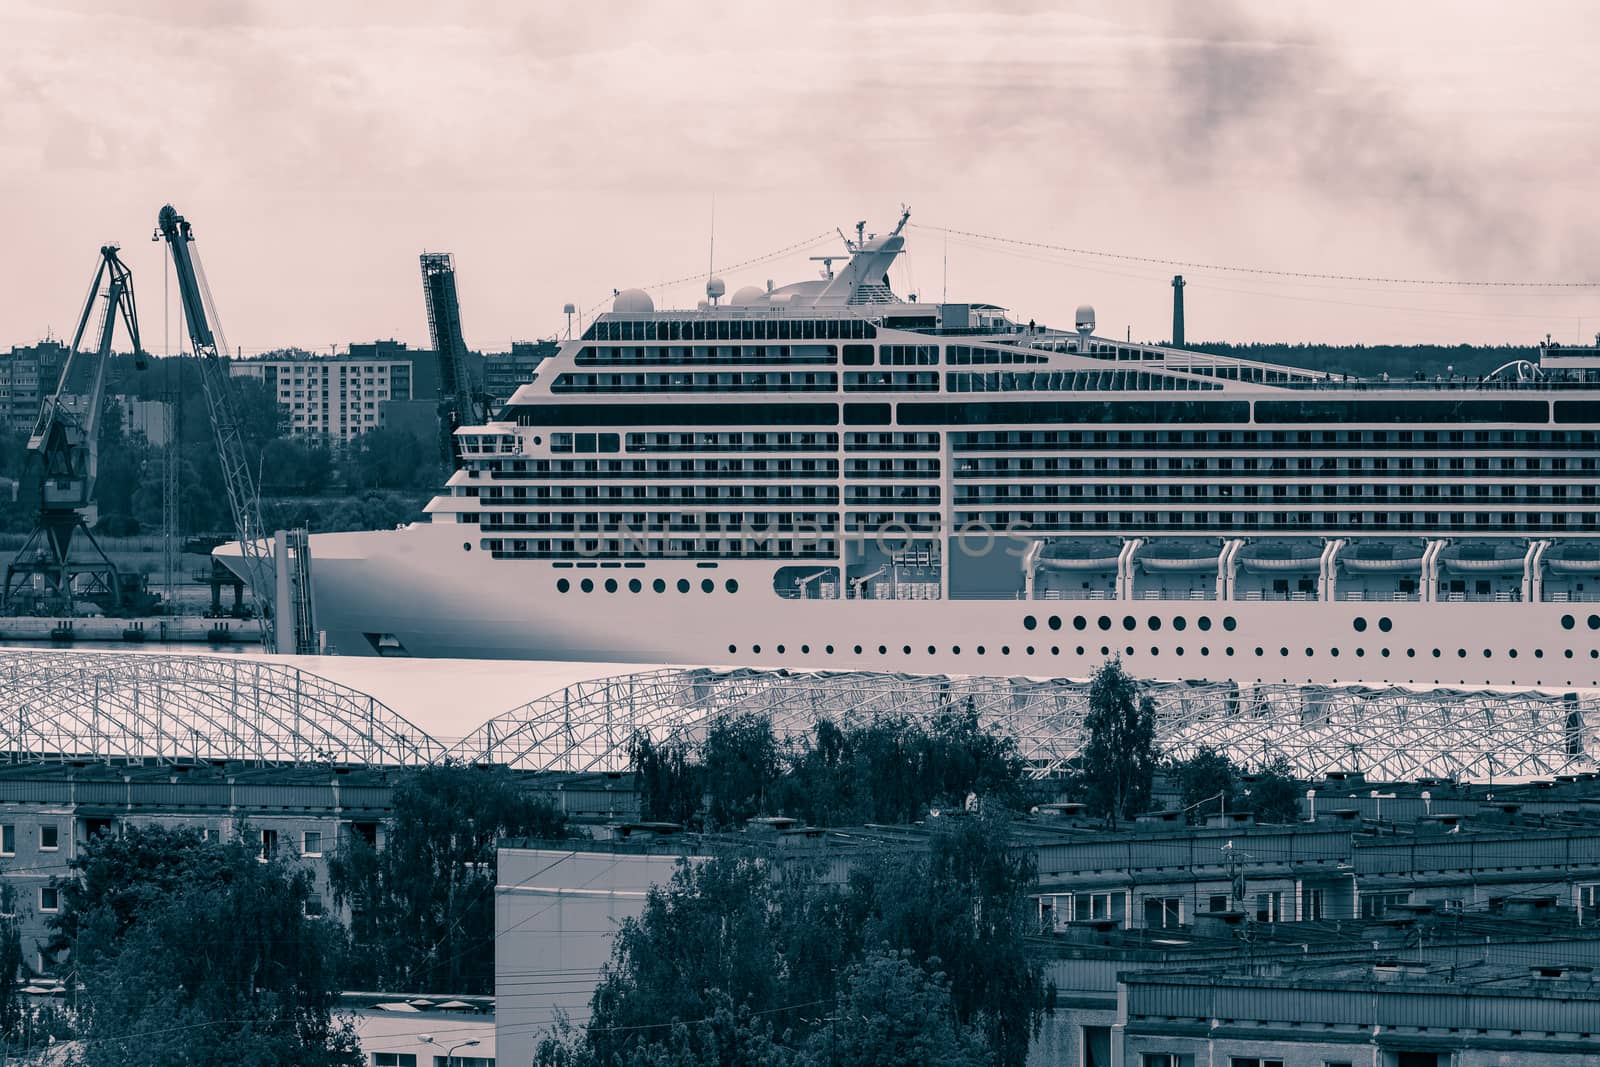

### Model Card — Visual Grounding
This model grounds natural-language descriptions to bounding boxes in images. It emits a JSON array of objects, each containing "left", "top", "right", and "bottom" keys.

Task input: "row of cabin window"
[
  {"left": 958, "top": 485, "right": 1598, "bottom": 503},
  {"left": 474, "top": 486, "right": 839, "bottom": 503},
  {"left": 957, "top": 455, "right": 1600, "bottom": 474},
  {"left": 481, "top": 538, "right": 837, "bottom": 559},
  {"left": 585, "top": 318, "right": 877, "bottom": 342},
  {"left": 954, "top": 510, "right": 1600, "bottom": 530},
  {"left": 955, "top": 427, "right": 1600, "bottom": 449}
]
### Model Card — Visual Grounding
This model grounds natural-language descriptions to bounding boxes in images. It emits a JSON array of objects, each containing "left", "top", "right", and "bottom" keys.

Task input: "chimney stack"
[{"left": 1171, "top": 275, "right": 1186, "bottom": 348}]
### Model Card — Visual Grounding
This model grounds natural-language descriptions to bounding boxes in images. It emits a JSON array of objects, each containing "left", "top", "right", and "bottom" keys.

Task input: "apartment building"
[{"left": 232, "top": 342, "right": 422, "bottom": 444}]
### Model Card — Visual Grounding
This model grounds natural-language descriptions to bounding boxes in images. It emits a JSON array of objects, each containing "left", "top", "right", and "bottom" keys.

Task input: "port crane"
[
  {"left": 3, "top": 246, "right": 147, "bottom": 613},
  {"left": 156, "top": 205, "right": 318, "bottom": 654},
  {"left": 419, "top": 252, "right": 482, "bottom": 467}
]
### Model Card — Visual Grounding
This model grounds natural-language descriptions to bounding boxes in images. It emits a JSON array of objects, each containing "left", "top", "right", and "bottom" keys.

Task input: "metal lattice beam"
[
  {"left": 450, "top": 668, "right": 1597, "bottom": 783},
  {"left": 0, "top": 652, "right": 444, "bottom": 767}
]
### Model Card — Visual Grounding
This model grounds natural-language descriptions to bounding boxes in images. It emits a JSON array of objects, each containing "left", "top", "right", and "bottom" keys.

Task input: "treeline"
[
  {"left": 1186, "top": 342, "right": 1540, "bottom": 379},
  {"left": 630, "top": 699, "right": 1032, "bottom": 830},
  {"left": 537, "top": 812, "right": 1045, "bottom": 1067},
  {"left": 0, "top": 355, "right": 442, "bottom": 537}
]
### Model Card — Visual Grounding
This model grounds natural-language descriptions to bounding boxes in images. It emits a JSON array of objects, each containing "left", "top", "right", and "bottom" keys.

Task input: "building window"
[
  {"left": 1141, "top": 1055, "right": 1192, "bottom": 1067},
  {"left": 258, "top": 828, "right": 278, "bottom": 862},
  {"left": 0, "top": 825, "right": 13, "bottom": 856},
  {"left": 1230, "top": 1059, "right": 1284, "bottom": 1067},
  {"left": 1255, "top": 891, "right": 1286, "bottom": 923},
  {"left": 1143, "top": 896, "right": 1183, "bottom": 929},
  {"left": 304, "top": 894, "right": 324, "bottom": 918},
  {"left": 39, "top": 825, "right": 58, "bottom": 851},
  {"left": 373, "top": 1055, "right": 417, "bottom": 1067},
  {"left": 1581, "top": 883, "right": 1600, "bottom": 924},
  {"left": 432, "top": 1059, "right": 492, "bottom": 1067},
  {"left": 302, "top": 831, "right": 323, "bottom": 857},
  {"left": 38, "top": 887, "right": 58, "bottom": 913},
  {"left": 1301, "top": 886, "right": 1325, "bottom": 922},
  {"left": 1360, "top": 891, "right": 1410, "bottom": 920}
]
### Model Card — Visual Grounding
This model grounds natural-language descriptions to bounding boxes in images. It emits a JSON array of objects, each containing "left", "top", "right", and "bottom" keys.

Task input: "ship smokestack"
[{"left": 1171, "top": 274, "right": 1186, "bottom": 348}]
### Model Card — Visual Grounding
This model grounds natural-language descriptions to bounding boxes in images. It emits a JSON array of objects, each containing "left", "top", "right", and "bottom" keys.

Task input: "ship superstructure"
[{"left": 241, "top": 214, "right": 1600, "bottom": 689}]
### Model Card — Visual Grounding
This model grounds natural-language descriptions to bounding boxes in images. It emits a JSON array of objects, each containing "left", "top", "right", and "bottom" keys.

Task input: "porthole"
[
  {"left": 1224, "top": 646, "right": 1234, "bottom": 655},
  {"left": 1566, "top": 649, "right": 1575, "bottom": 659},
  {"left": 1026, "top": 646, "right": 1035, "bottom": 655},
  {"left": 1280, "top": 647, "right": 1289, "bottom": 657},
  {"left": 801, "top": 645, "right": 810, "bottom": 654},
  {"left": 1175, "top": 647, "right": 1184, "bottom": 656},
  {"left": 878, "top": 645, "right": 888, "bottom": 655},
  {"left": 1200, "top": 646, "right": 1210, "bottom": 656},
  {"left": 1099, "top": 645, "right": 1109, "bottom": 655},
  {"left": 532, "top": 436, "right": 542, "bottom": 445},
  {"left": 1097, "top": 616, "right": 1112, "bottom": 631},
  {"left": 776, "top": 644, "right": 786, "bottom": 654},
  {"left": 1353, "top": 618, "right": 1368, "bottom": 633},
  {"left": 1378, "top": 617, "right": 1393, "bottom": 633},
  {"left": 1432, "top": 649, "right": 1441, "bottom": 658},
  {"left": 1049, "top": 616, "right": 1063, "bottom": 631},
  {"left": 930, "top": 645, "right": 940, "bottom": 655},
  {"left": 1150, "top": 647, "right": 1160, "bottom": 656},
  {"left": 1125, "top": 646, "right": 1134, "bottom": 656},
  {"left": 1407, "top": 648, "right": 1416, "bottom": 657},
  {"left": 1356, "top": 648, "right": 1365, "bottom": 657},
  {"left": 826, "top": 645, "right": 835, "bottom": 654},
  {"left": 1483, "top": 649, "right": 1492, "bottom": 658},
  {"left": 752, "top": 644, "right": 762, "bottom": 654},
  {"left": 1592, "top": 649, "right": 1599, "bottom": 660},
  {"left": 1198, "top": 617, "right": 1213, "bottom": 632},
  {"left": 677, "top": 579, "right": 691, "bottom": 593},
  {"left": 1173, "top": 616, "right": 1187, "bottom": 632},
  {"left": 977, "top": 646, "right": 987, "bottom": 655},
  {"left": 1001, "top": 646, "right": 1011, "bottom": 655},
  {"left": 725, "top": 579, "right": 739, "bottom": 593},
  {"left": 653, "top": 578, "right": 666, "bottom": 593},
  {"left": 1051, "top": 646, "right": 1060, "bottom": 655},
  {"left": 580, "top": 578, "right": 594, "bottom": 593},
  {"left": 1508, "top": 649, "right": 1518, "bottom": 659},
  {"left": 1254, "top": 647, "right": 1264, "bottom": 657},
  {"left": 556, "top": 578, "right": 570, "bottom": 593},
  {"left": 1457, "top": 649, "right": 1467, "bottom": 658},
  {"left": 1075, "top": 646, "right": 1085, "bottom": 655},
  {"left": 1331, "top": 648, "right": 1340, "bottom": 657},
  {"left": 1147, "top": 616, "right": 1162, "bottom": 632},
  {"left": 1304, "top": 646, "right": 1314, "bottom": 657},
  {"left": 628, "top": 578, "right": 642, "bottom": 593},
  {"left": 1223, "top": 616, "right": 1237, "bottom": 631},
  {"left": 902, "top": 645, "right": 912, "bottom": 655},
  {"left": 952, "top": 645, "right": 961, "bottom": 655},
  {"left": 701, "top": 578, "right": 714, "bottom": 593},
  {"left": 1122, "top": 616, "right": 1136, "bottom": 631},
  {"left": 462, "top": 542, "right": 472, "bottom": 551},
  {"left": 853, "top": 644, "right": 863, "bottom": 654},
  {"left": 1381, "top": 649, "right": 1390, "bottom": 658},
  {"left": 728, "top": 644, "right": 737, "bottom": 653},
  {"left": 1073, "top": 616, "right": 1087, "bottom": 631},
  {"left": 1024, "top": 615, "right": 1037, "bottom": 631},
  {"left": 1590, "top": 615, "right": 1600, "bottom": 631},
  {"left": 1535, "top": 649, "right": 1544, "bottom": 658},
  {"left": 604, "top": 578, "right": 617, "bottom": 593},
  {"left": 1562, "top": 615, "right": 1577, "bottom": 630}
]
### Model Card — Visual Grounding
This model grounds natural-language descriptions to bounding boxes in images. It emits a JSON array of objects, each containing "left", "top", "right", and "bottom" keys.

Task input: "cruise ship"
[{"left": 240, "top": 212, "right": 1600, "bottom": 689}]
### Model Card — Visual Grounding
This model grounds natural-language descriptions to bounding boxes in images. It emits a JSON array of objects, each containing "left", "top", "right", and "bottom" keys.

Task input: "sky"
[{"left": 2, "top": 0, "right": 1598, "bottom": 352}]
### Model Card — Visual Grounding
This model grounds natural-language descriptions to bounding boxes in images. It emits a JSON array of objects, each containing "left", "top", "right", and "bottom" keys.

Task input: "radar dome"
[
  {"left": 612, "top": 288, "right": 655, "bottom": 314},
  {"left": 1074, "top": 304, "right": 1096, "bottom": 332},
  {"left": 706, "top": 277, "right": 727, "bottom": 302},
  {"left": 730, "top": 284, "right": 767, "bottom": 306}
]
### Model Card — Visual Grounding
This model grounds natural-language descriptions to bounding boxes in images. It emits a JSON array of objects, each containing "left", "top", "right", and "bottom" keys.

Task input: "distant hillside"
[{"left": 1185, "top": 343, "right": 1540, "bottom": 380}]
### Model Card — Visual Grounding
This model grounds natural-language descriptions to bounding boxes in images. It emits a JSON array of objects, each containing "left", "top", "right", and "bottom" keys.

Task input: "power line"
[{"left": 914, "top": 223, "right": 1600, "bottom": 289}]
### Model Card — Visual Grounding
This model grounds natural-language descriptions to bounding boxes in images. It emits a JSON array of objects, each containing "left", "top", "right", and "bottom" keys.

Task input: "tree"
[
  {"left": 48, "top": 825, "right": 359, "bottom": 1067},
  {"left": 701, "top": 713, "right": 780, "bottom": 828},
  {"left": 327, "top": 763, "right": 569, "bottom": 994},
  {"left": 806, "top": 950, "right": 989, "bottom": 1067},
  {"left": 1172, "top": 748, "right": 1239, "bottom": 823},
  {"left": 1247, "top": 758, "right": 1304, "bottom": 824},
  {"left": 0, "top": 884, "right": 23, "bottom": 1052},
  {"left": 1078, "top": 658, "right": 1158, "bottom": 827},
  {"left": 629, "top": 733, "right": 702, "bottom": 826}
]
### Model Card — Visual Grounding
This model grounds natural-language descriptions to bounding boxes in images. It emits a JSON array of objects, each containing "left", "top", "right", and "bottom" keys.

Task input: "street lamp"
[{"left": 419, "top": 1035, "right": 481, "bottom": 1067}]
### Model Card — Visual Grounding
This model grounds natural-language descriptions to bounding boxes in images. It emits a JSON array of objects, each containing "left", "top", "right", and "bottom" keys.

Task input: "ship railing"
[
  {"left": 1440, "top": 591, "right": 1522, "bottom": 602},
  {"left": 1135, "top": 589, "right": 1217, "bottom": 601},
  {"left": 1034, "top": 589, "right": 1115, "bottom": 601},
  {"left": 1545, "top": 591, "right": 1600, "bottom": 602},
  {"left": 1336, "top": 591, "right": 1420, "bottom": 602},
  {"left": 1237, "top": 591, "right": 1317, "bottom": 602}
]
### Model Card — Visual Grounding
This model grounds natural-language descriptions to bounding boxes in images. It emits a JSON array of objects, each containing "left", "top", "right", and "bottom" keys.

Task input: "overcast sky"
[{"left": 3, "top": 0, "right": 1597, "bottom": 352}]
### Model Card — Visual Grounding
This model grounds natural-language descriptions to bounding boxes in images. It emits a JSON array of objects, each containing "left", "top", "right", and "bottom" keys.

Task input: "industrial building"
[{"left": 483, "top": 340, "right": 556, "bottom": 407}]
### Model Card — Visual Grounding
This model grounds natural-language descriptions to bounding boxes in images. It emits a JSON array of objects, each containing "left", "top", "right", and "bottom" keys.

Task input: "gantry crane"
[
  {"left": 4, "top": 246, "right": 147, "bottom": 613},
  {"left": 157, "top": 205, "right": 317, "bottom": 653},
  {"left": 419, "top": 252, "right": 483, "bottom": 468}
]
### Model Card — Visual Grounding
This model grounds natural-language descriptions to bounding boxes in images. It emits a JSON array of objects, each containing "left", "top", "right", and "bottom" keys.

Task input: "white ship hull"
[{"left": 274, "top": 523, "right": 1600, "bottom": 690}]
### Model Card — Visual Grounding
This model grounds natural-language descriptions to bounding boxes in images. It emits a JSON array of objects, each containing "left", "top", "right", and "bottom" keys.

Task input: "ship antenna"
[{"left": 707, "top": 194, "right": 716, "bottom": 279}]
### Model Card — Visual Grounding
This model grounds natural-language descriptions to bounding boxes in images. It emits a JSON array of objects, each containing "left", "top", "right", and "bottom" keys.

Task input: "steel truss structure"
[
  {"left": 452, "top": 667, "right": 1597, "bottom": 782},
  {"left": 0, "top": 652, "right": 443, "bottom": 767}
]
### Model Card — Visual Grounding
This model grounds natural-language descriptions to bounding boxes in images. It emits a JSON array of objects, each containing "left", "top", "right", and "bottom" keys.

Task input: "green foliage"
[
  {"left": 1172, "top": 748, "right": 1239, "bottom": 823},
  {"left": 342, "top": 426, "right": 442, "bottom": 491},
  {"left": 47, "top": 824, "right": 359, "bottom": 1067},
  {"left": 1078, "top": 658, "right": 1158, "bottom": 826},
  {"left": 0, "top": 884, "right": 23, "bottom": 1044},
  {"left": 555, "top": 810, "right": 1040, "bottom": 1067},
  {"left": 635, "top": 707, "right": 1029, "bottom": 830},
  {"left": 327, "top": 764, "right": 570, "bottom": 994},
  {"left": 1247, "top": 758, "right": 1305, "bottom": 824},
  {"left": 701, "top": 713, "right": 780, "bottom": 828}
]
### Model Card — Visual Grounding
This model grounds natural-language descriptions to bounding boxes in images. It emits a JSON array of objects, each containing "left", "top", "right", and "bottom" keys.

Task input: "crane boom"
[
  {"left": 4, "top": 246, "right": 146, "bottom": 613},
  {"left": 155, "top": 204, "right": 276, "bottom": 642},
  {"left": 419, "top": 252, "right": 481, "bottom": 467}
]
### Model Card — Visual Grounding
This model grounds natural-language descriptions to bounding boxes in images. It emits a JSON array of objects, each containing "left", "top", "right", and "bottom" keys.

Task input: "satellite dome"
[
  {"left": 612, "top": 288, "right": 654, "bottom": 314},
  {"left": 1074, "top": 304, "right": 1096, "bottom": 331},
  {"left": 706, "top": 277, "right": 727, "bottom": 302},
  {"left": 729, "top": 284, "right": 767, "bottom": 306}
]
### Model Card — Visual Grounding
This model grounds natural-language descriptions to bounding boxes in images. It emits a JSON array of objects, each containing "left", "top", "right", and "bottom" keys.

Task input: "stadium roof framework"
[
  {"left": 451, "top": 667, "right": 1598, "bottom": 783},
  {"left": 0, "top": 651, "right": 444, "bottom": 767}
]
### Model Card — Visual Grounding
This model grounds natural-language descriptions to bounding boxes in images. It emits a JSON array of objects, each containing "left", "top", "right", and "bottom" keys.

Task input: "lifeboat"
[
  {"left": 1238, "top": 544, "right": 1323, "bottom": 572},
  {"left": 1341, "top": 544, "right": 1425, "bottom": 573},
  {"left": 1546, "top": 546, "right": 1600, "bottom": 574},
  {"left": 1138, "top": 544, "right": 1222, "bottom": 572},
  {"left": 1441, "top": 545, "right": 1525, "bottom": 573},
  {"left": 1038, "top": 544, "right": 1122, "bottom": 571}
]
